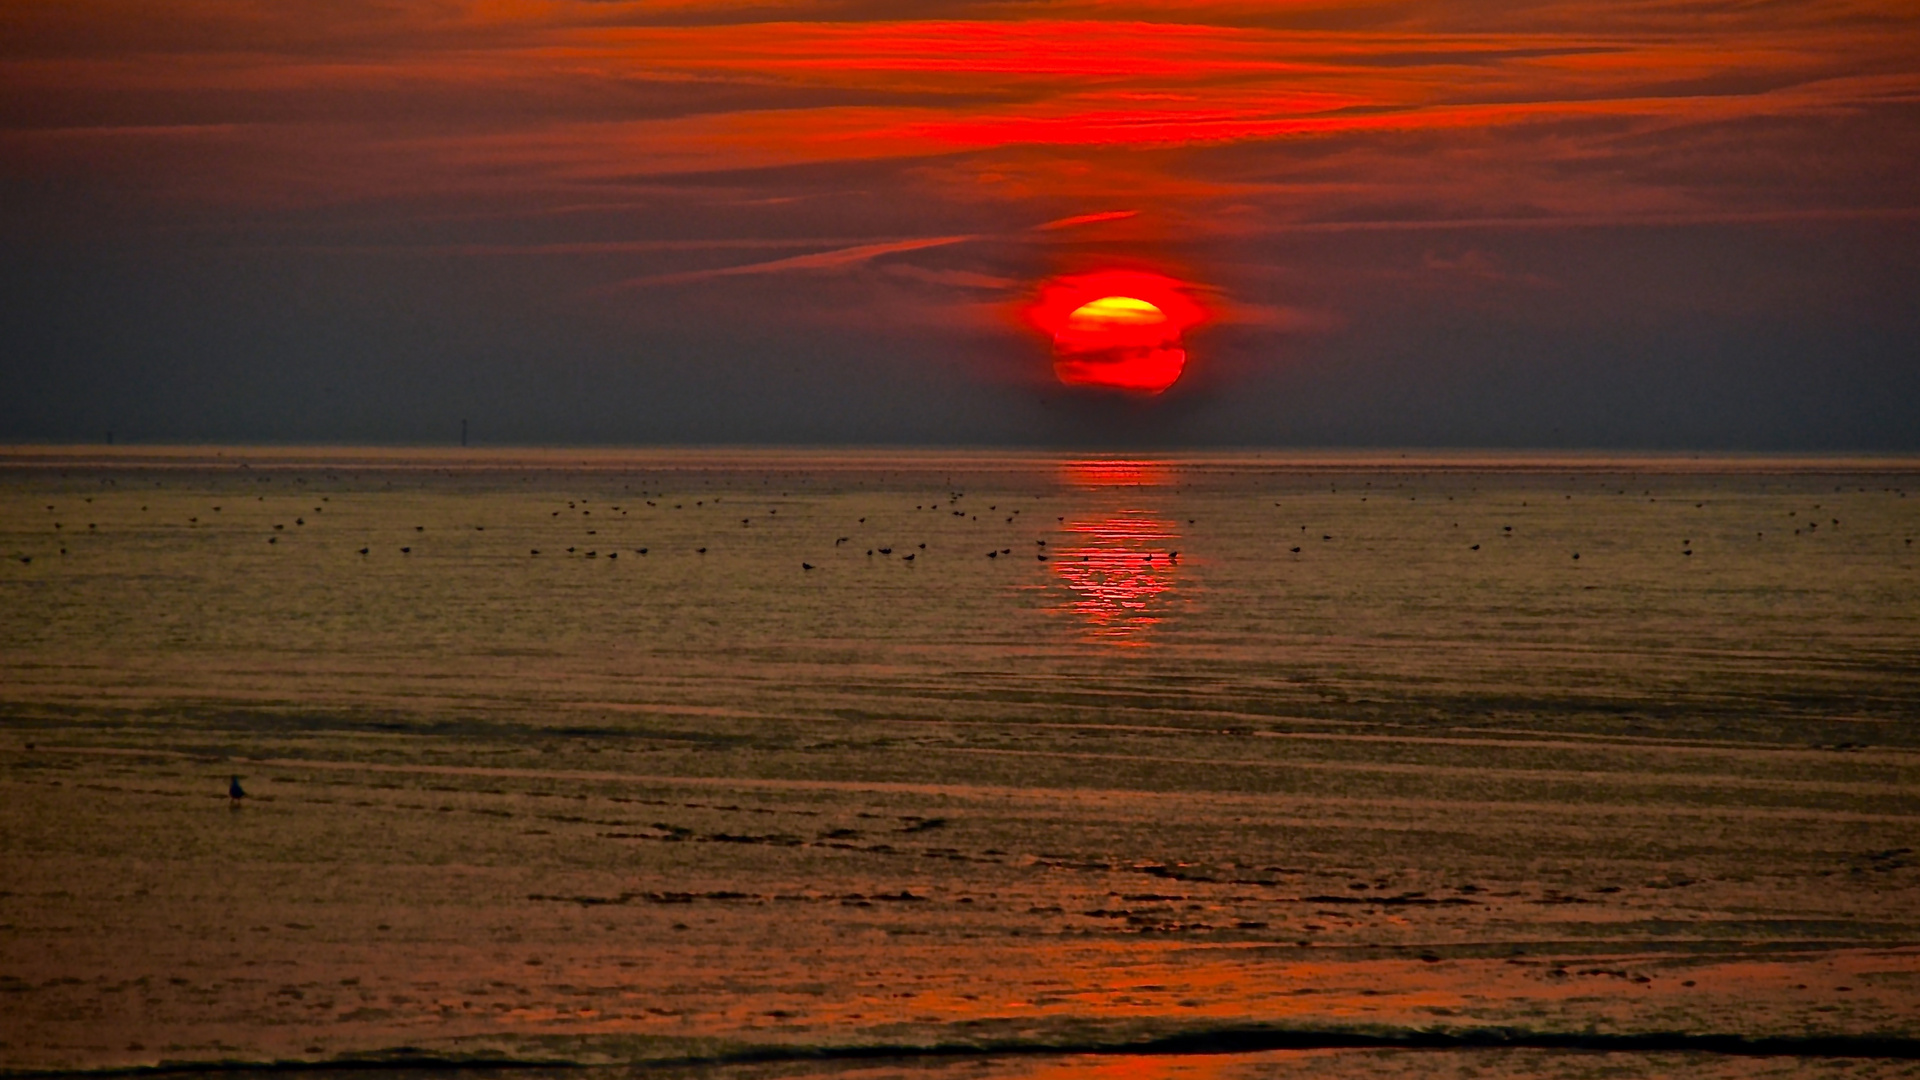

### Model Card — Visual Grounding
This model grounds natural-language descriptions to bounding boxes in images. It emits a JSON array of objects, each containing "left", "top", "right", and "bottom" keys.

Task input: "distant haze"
[{"left": 2, "top": 1, "right": 1917, "bottom": 448}]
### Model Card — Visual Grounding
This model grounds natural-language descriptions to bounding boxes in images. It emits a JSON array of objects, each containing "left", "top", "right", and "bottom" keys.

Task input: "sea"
[{"left": 2, "top": 447, "right": 1917, "bottom": 1079}]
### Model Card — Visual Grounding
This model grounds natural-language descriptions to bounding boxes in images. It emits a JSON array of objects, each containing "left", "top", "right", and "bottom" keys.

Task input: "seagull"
[{"left": 229, "top": 775, "right": 246, "bottom": 803}]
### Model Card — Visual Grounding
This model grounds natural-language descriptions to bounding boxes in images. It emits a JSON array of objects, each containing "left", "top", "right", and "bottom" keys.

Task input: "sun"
[
  {"left": 1053, "top": 297, "right": 1185, "bottom": 394},
  {"left": 1026, "top": 270, "right": 1206, "bottom": 396}
]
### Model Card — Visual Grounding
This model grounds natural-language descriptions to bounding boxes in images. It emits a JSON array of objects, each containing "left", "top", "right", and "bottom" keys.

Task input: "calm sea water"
[{"left": 2, "top": 448, "right": 1917, "bottom": 1077}]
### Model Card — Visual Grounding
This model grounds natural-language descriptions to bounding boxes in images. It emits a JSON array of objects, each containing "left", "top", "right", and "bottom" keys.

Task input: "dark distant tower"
[{"left": 461, "top": 419, "right": 468, "bottom": 447}]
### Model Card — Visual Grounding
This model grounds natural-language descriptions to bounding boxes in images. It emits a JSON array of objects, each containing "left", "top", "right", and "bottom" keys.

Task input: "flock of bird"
[{"left": 14, "top": 482, "right": 1914, "bottom": 573}]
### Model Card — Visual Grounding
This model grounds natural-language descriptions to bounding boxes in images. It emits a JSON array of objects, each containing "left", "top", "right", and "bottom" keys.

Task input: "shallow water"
[{"left": 1, "top": 448, "right": 1917, "bottom": 1075}]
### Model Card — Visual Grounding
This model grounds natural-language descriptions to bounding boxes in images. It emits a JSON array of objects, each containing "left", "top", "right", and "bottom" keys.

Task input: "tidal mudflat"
[{"left": 2, "top": 448, "right": 1917, "bottom": 1078}]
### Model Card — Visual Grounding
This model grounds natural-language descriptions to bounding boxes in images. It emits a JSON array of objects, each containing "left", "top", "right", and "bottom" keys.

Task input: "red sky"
[{"left": 2, "top": 0, "right": 1917, "bottom": 444}]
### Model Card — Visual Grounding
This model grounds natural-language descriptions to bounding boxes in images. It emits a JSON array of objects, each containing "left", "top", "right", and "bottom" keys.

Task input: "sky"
[{"left": 2, "top": 0, "right": 1917, "bottom": 448}]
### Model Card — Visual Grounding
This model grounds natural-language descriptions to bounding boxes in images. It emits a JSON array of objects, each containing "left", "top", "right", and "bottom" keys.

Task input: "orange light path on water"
[{"left": 1052, "top": 462, "right": 1184, "bottom": 643}]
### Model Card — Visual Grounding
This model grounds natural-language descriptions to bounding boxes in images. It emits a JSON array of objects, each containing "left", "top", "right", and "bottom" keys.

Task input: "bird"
[
  {"left": 802, "top": 562, "right": 814, "bottom": 570},
  {"left": 902, "top": 553, "right": 915, "bottom": 562},
  {"left": 229, "top": 775, "right": 246, "bottom": 803},
  {"left": 835, "top": 537, "right": 849, "bottom": 545},
  {"left": 358, "top": 547, "right": 369, "bottom": 555}
]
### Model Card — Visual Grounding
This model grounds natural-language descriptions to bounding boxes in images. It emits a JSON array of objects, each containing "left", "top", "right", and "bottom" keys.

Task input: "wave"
[{"left": 11, "top": 1025, "right": 1920, "bottom": 1078}]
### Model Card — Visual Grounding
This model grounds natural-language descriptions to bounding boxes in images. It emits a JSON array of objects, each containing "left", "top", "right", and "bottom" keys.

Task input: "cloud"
[
  {"left": 604, "top": 234, "right": 980, "bottom": 288},
  {"left": 1034, "top": 210, "right": 1139, "bottom": 230}
]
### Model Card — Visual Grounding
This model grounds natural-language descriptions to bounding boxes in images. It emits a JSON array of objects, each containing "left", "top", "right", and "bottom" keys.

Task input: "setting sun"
[
  {"left": 1054, "top": 296, "right": 1186, "bottom": 394},
  {"left": 1027, "top": 271, "right": 1208, "bottom": 396}
]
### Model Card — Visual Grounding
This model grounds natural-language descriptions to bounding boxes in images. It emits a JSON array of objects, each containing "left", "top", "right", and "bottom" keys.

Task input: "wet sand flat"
[{"left": 1, "top": 448, "right": 1917, "bottom": 1076}]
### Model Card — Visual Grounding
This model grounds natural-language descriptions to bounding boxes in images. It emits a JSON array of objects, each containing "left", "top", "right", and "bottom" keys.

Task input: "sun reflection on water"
[{"left": 1054, "top": 461, "right": 1182, "bottom": 644}]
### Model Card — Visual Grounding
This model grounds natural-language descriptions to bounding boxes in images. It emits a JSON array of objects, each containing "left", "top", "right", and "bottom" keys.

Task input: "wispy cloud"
[
  {"left": 604, "top": 234, "right": 979, "bottom": 288},
  {"left": 1034, "top": 210, "right": 1139, "bottom": 230}
]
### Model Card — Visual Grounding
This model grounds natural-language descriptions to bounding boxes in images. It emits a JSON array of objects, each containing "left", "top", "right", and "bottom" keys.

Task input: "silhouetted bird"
[
  {"left": 802, "top": 562, "right": 814, "bottom": 570},
  {"left": 358, "top": 547, "right": 369, "bottom": 555},
  {"left": 229, "top": 775, "right": 245, "bottom": 802},
  {"left": 902, "top": 553, "right": 915, "bottom": 562}
]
